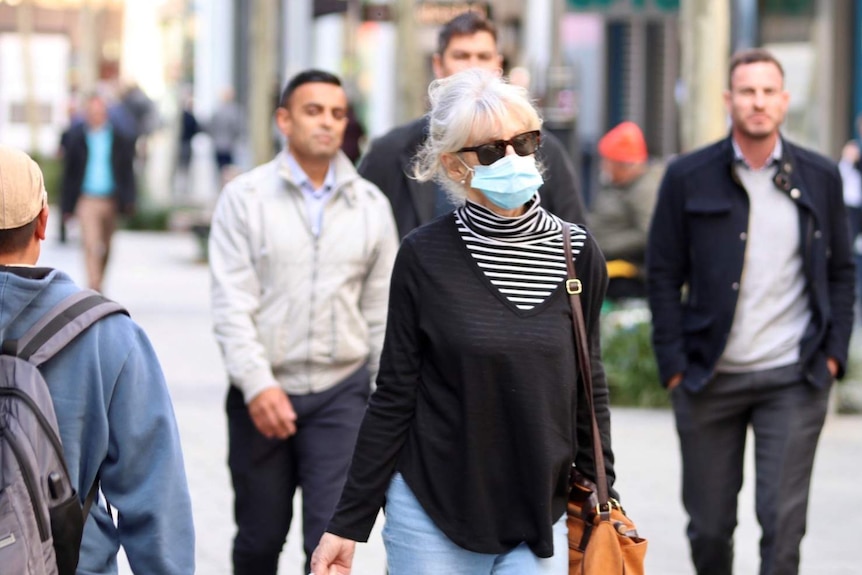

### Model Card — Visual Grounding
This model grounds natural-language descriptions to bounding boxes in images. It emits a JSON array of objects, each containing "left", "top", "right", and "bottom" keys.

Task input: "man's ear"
[
  {"left": 275, "top": 106, "right": 292, "bottom": 138},
  {"left": 432, "top": 53, "right": 445, "bottom": 79},
  {"left": 35, "top": 205, "right": 49, "bottom": 241}
]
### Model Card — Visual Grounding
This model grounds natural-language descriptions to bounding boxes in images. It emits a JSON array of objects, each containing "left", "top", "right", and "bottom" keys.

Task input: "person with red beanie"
[{"left": 588, "top": 121, "right": 664, "bottom": 299}]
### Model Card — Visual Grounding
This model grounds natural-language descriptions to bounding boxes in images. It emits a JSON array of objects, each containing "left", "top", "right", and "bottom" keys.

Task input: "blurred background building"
[{"left": 0, "top": 0, "right": 860, "bottom": 207}]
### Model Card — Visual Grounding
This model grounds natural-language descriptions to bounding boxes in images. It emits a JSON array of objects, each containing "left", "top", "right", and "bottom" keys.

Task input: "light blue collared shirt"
[
  {"left": 731, "top": 137, "right": 782, "bottom": 172},
  {"left": 284, "top": 153, "right": 336, "bottom": 237}
]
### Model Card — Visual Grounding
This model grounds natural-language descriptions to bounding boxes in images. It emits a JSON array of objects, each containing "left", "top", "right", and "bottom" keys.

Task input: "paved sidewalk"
[{"left": 40, "top": 229, "right": 862, "bottom": 574}]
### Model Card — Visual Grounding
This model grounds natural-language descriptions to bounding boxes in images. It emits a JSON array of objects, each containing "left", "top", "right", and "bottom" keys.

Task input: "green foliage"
[
  {"left": 600, "top": 306, "right": 668, "bottom": 408},
  {"left": 30, "top": 154, "right": 63, "bottom": 206},
  {"left": 123, "top": 206, "right": 172, "bottom": 231}
]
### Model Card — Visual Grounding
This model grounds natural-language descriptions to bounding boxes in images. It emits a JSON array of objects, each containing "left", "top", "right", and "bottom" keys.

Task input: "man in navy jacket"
[
  {"left": 60, "top": 94, "right": 136, "bottom": 292},
  {"left": 647, "top": 48, "right": 854, "bottom": 575}
]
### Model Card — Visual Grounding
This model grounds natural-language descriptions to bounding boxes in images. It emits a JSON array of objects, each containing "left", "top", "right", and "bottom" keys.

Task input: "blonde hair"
[{"left": 412, "top": 69, "right": 542, "bottom": 204}]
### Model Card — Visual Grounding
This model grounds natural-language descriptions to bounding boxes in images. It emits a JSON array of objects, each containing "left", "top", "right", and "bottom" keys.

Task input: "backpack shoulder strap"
[{"left": 4, "top": 290, "right": 128, "bottom": 366}]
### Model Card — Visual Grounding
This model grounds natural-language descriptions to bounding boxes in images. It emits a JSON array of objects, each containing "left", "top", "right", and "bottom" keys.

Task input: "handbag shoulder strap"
[{"left": 562, "top": 222, "right": 610, "bottom": 511}]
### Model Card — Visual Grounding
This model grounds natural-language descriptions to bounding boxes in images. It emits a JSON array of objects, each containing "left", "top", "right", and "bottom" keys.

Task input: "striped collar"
[{"left": 457, "top": 192, "right": 562, "bottom": 243}]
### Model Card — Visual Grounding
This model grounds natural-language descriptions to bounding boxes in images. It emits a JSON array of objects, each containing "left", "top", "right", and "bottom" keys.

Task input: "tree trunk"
[
  {"left": 679, "top": 0, "right": 730, "bottom": 152},
  {"left": 249, "top": 0, "right": 278, "bottom": 166}
]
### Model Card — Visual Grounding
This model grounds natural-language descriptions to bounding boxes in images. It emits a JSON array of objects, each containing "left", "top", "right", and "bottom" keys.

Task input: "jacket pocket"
[
  {"left": 328, "top": 292, "right": 369, "bottom": 363},
  {"left": 257, "top": 302, "right": 290, "bottom": 365},
  {"left": 684, "top": 196, "right": 732, "bottom": 215}
]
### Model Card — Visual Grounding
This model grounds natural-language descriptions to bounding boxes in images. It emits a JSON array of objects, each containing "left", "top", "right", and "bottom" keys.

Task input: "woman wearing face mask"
[{"left": 311, "top": 69, "right": 617, "bottom": 575}]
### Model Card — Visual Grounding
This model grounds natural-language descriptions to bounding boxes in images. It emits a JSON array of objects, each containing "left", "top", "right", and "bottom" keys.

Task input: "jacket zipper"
[
  {"left": 1, "top": 427, "right": 50, "bottom": 541},
  {"left": 308, "top": 235, "right": 320, "bottom": 392}
]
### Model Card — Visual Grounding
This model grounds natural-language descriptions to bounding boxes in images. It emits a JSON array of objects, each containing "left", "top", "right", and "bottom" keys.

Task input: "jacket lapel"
[{"left": 779, "top": 140, "right": 815, "bottom": 213}]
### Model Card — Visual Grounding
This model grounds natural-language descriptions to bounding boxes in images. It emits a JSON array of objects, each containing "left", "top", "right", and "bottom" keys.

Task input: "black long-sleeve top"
[{"left": 327, "top": 206, "right": 615, "bottom": 558}]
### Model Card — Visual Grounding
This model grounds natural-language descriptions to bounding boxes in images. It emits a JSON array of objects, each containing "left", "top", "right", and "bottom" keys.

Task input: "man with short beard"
[{"left": 647, "top": 48, "right": 855, "bottom": 575}]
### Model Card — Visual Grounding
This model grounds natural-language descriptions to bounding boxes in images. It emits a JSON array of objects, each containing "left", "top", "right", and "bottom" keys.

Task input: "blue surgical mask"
[{"left": 464, "top": 154, "right": 543, "bottom": 210}]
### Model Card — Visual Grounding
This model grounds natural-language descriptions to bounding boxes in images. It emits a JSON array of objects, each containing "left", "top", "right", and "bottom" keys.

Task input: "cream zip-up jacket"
[{"left": 209, "top": 150, "right": 399, "bottom": 401}]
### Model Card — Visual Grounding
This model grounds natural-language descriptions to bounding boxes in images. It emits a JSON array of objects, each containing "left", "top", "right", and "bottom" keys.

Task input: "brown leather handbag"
[{"left": 562, "top": 223, "right": 647, "bottom": 575}]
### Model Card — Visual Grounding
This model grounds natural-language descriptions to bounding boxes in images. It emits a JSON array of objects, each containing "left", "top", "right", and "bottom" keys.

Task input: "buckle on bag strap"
[{"left": 566, "top": 279, "right": 582, "bottom": 294}]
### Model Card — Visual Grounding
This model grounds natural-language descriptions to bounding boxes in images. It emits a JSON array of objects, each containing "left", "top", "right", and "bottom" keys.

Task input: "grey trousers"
[{"left": 671, "top": 365, "right": 830, "bottom": 575}]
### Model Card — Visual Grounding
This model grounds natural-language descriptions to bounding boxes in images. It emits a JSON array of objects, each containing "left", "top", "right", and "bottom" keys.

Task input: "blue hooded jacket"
[{"left": 0, "top": 267, "right": 194, "bottom": 574}]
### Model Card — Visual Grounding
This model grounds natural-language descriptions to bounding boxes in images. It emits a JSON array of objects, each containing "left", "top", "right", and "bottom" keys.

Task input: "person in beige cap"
[
  {"left": 0, "top": 146, "right": 48, "bottom": 234},
  {"left": 0, "top": 146, "right": 195, "bottom": 573},
  {"left": 587, "top": 121, "right": 663, "bottom": 300}
]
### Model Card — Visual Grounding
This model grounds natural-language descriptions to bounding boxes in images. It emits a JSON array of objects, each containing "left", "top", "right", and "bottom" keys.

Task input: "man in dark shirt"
[{"left": 358, "top": 11, "right": 586, "bottom": 238}]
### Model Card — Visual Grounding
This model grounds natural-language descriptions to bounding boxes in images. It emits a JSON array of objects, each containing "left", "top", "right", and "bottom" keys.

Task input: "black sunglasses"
[{"left": 457, "top": 130, "right": 541, "bottom": 166}]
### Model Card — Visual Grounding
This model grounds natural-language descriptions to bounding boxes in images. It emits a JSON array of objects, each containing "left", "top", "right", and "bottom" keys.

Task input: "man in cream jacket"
[{"left": 208, "top": 69, "right": 398, "bottom": 575}]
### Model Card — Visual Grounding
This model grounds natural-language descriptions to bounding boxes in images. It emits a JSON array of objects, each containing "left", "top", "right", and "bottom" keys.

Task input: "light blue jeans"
[{"left": 382, "top": 473, "right": 567, "bottom": 575}]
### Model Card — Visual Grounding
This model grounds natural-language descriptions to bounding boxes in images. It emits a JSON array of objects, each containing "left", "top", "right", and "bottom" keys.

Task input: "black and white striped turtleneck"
[{"left": 455, "top": 194, "right": 586, "bottom": 310}]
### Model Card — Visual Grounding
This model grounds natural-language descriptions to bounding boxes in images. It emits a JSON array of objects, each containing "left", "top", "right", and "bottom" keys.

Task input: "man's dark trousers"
[
  {"left": 671, "top": 365, "right": 830, "bottom": 575},
  {"left": 227, "top": 365, "right": 370, "bottom": 575}
]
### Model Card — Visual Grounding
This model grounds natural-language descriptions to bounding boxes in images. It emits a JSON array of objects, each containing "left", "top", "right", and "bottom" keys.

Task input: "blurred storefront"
[
  {"left": 0, "top": 0, "right": 186, "bottom": 157},
  {"left": 0, "top": 0, "right": 125, "bottom": 154}
]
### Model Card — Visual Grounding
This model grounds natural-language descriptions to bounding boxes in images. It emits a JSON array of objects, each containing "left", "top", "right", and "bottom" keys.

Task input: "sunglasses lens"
[
  {"left": 476, "top": 144, "right": 505, "bottom": 166},
  {"left": 466, "top": 132, "right": 540, "bottom": 165},
  {"left": 512, "top": 132, "right": 540, "bottom": 156}
]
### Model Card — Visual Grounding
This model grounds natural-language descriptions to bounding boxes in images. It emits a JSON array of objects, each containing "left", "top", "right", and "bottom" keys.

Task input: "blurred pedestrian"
[
  {"left": 838, "top": 139, "right": 862, "bottom": 322},
  {"left": 311, "top": 69, "right": 617, "bottom": 575},
  {"left": 108, "top": 81, "right": 157, "bottom": 166},
  {"left": 358, "top": 11, "right": 586, "bottom": 239},
  {"left": 208, "top": 69, "right": 398, "bottom": 575},
  {"left": 60, "top": 93, "right": 137, "bottom": 292},
  {"left": 57, "top": 94, "right": 82, "bottom": 244},
  {"left": 588, "top": 121, "right": 662, "bottom": 300},
  {"left": 117, "top": 81, "right": 157, "bottom": 140},
  {"left": 175, "top": 94, "right": 201, "bottom": 199},
  {"left": 647, "top": 48, "right": 855, "bottom": 575},
  {"left": 0, "top": 146, "right": 194, "bottom": 573},
  {"left": 206, "top": 86, "right": 244, "bottom": 185}
]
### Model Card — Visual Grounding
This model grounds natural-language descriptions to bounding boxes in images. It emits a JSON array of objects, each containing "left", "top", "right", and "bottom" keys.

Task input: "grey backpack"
[{"left": 0, "top": 291, "right": 126, "bottom": 575}]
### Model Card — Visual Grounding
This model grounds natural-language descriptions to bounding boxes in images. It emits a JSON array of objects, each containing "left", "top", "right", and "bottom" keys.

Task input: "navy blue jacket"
[{"left": 647, "top": 136, "right": 855, "bottom": 392}]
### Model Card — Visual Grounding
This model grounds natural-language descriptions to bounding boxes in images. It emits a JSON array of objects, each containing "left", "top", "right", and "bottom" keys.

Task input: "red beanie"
[{"left": 598, "top": 121, "right": 647, "bottom": 163}]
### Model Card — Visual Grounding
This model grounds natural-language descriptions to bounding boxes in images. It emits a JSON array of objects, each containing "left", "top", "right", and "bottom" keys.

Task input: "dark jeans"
[
  {"left": 671, "top": 366, "right": 830, "bottom": 575},
  {"left": 227, "top": 365, "right": 370, "bottom": 575}
]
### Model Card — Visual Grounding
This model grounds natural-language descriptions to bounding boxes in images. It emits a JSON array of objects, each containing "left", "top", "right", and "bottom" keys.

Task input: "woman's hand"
[{"left": 310, "top": 533, "right": 356, "bottom": 575}]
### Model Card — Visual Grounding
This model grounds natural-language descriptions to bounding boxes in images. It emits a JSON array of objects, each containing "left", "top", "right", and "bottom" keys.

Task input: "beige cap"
[{"left": 0, "top": 146, "right": 47, "bottom": 230}]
